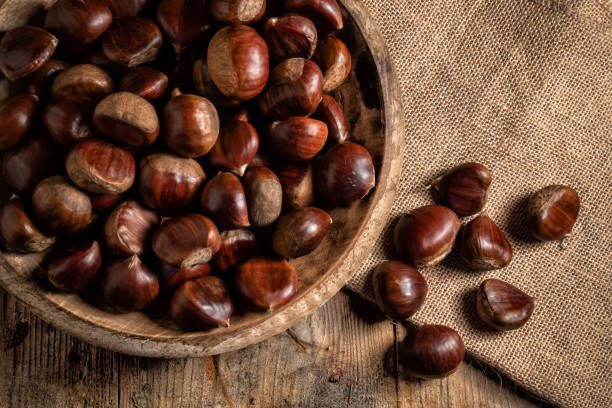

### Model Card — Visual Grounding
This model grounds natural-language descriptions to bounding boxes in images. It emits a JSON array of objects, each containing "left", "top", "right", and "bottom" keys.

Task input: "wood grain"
[{"left": 0, "top": 287, "right": 542, "bottom": 408}]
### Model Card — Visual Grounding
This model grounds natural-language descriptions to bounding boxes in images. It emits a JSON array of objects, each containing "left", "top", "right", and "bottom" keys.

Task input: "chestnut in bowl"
[
  {"left": 157, "top": 0, "right": 213, "bottom": 51},
  {"left": 311, "top": 94, "right": 348, "bottom": 145},
  {"left": 0, "top": 94, "right": 39, "bottom": 151},
  {"left": 210, "top": 0, "right": 266, "bottom": 25},
  {"left": 0, "top": 198, "right": 55, "bottom": 253},
  {"left": 235, "top": 257, "right": 298, "bottom": 311},
  {"left": 100, "top": 255, "right": 159, "bottom": 312},
  {"left": 118, "top": 67, "right": 169, "bottom": 101},
  {"left": 276, "top": 162, "right": 315, "bottom": 209},
  {"left": 193, "top": 59, "right": 243, "bottom": 108},
  {"left": 312, "top": 35, "right": 352, "bottom": 92},
  {"left": 104, "top": 200, "right": 160, "bottom": 257},
  {"left": 211, "top": 229, "right": 258, "bottom": 274},
  {"left": 51, "top": 64, "right": 114, "bottom": 101},
  {"left": 206, "top": 121, "right": 259, "bottom": 176},
  {"left": 272, "top": 207, "right": 332, "bottom": 259},
  {"left": 101, "top": 17, "right": 163, "bottom": 67},
  {"left": 200, "top": 172, "right": 250, "bottom": 230},
  {"left": 0, "top": 26, "right": 57, "bottom": 81},
  {"left": 262, "top": 14, "right": 318, "bottom": 62},
  {"left": 27, "top": 60, "right": 68, "bottom": 98},
  {"left": 243, "top": 166, "right": 283, "bottom": 228},
  {"left": 267, "top": 117, "right": 328, "bottom": 162},
  {"left": 285, "top": 0, "right": 343, "bottom": 34},
  {"left": 171, "top": 276, "right": 234, "bottom": 330},
  {"left": 47, "top": 241, "right": 102, "bottom": 292},
  {"left": 155, "top": 261, "right": 211, "bottom": 292},
  {"left": 43, "top": 95, "right": 95, "bottom": 147}
]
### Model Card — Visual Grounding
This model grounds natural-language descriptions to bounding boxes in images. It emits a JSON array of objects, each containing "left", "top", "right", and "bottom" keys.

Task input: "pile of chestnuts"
[
  {"left": 0, "top": 0, "right": 377, "bottom": 331},
  {"left": 372, "top": 162, "right": 580, "bottom": 379}
]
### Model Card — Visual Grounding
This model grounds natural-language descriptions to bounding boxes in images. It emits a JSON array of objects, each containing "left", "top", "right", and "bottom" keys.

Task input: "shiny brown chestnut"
[
  {"left": 43, "top": 95, "right": 95, "bottom": 146},
  {"left": 28, "top": 60, "right": 68, "bottom": 98},
  {"left": 312, "top": 36, "right": 351, "bottom": 92},
  {"left": 200, "top": 172, "right": 250, "bottom": 230},
  {"left": 102, "top": 17, "right": 163, "bottom": 67},
  {"left": 152, "top": 214, "right": 221, "bottom": 268},
  {"left": 94, "top": 92, "right": 159, "bottom": 146},
  {"left": 104, "top": 200, "right": 160, "bottom": 256},
  {"left": 0, "top": 26, "right": 58, "bottom": 80},
  {"left": 163, "top": 90, "right": 220, "bottom": 158},
  {"left": 103, "top": 0, "right": 150, "bottom": 17},
  {"left": 285, "top": 0, "right": 343, "bottom": 34},
  {"left": 393, "top": 205, "right": 460, "bottom": 267},
  {"left": 311, "top": 94, "right": 348, "bottom": 145},
  {"left": 193, "top": 59, "right": 242, "bottom": 107},
  {"left": 32, "top": 176, "right": 92, "bottom": 235},
  {"left": 477, "top": 278, "right": 535, "bottom": 330},
  {"left": 171, "top": 276, "right": 234, "bottom": 330},
  {"left": 138, "top": 152, "right": 206, "bottom": 213},
  {"left": 526, "top": 185, "right": 580, "bottom": 241},
  {"left": 44, "top": 0, "right": 112, "bottom": 52},
  {"left": 118, "top": 67, "right": 168, "bottom": 101},
  {"left": 317, "top": 142, "right": 375, "bottom": 207},
  {"left": 211, "top": 229, "right": 258, "bottom": 273},
  {"left": 1, "top": 134, "right": 63, "bottom": 195},
  {"left": 371, "top": 261, "right": 428, "bottom": 321},
  {"left": 51, "top": 64, "right": 114, "bottom": 101},
  {"left": 400, "top": 324, "right": 465, "bottom": 379},
  {"left": 47, "top": 241, "right": 102, "bottom": 292},
  {"left": 157, "top": 0, "right": 212, "bottom": 52},
  {"left": 207, "top": 25, "right": 269, "bottom": 101},
  {"left": 431, "top": 162, "right": 492, "bottom": 217},
  {"left": 0, "top": 198, "right": 55, "bottom": 253},
  {"left": 100, "top": 255, "right": 159, "bottom": 312},
  {"left": 155, "top": 260, "right": 211, "bottom": 291},
  {"left": 272, "top": 207, "right": 331, "bottom": 259},
  {"left": 276, "top": 162, "right": 315, "bottom": 209},
  {"left": 258, "top": 58, "right": 323, "bottom": 119},
  {"left": 90, "top": 193, "right": 124, "bottom": 213},
  {"left": 459, "top": 214, "right": 512, "bottom": 270},
  {"left": 243, "top": 167, "right": 283, "bottom": 228},
  {"left": 267, "top": 117, "right": 327, "bottom": 162},
  {"left": 66, "top": 138, "right": 136, "bottom": 194},
  {"left": 262, "top": 14, "right": 317, "bottom": 62},
  {"left": 206, "top": 121, "right": 259, "bottom": 176},
  {"left": 211, "top": 0, "right": 266, "bottom": 24},
  {"left": 0, "top": 94, "right": 39, "bottom": 151},
  {"left": 235, "top": 257, "right": 298, "bottom": 311}
]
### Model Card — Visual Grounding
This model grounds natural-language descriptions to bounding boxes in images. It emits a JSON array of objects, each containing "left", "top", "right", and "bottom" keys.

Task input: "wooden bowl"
[{"left": 0, "top": 0, "right": 404, "bottom": 357}]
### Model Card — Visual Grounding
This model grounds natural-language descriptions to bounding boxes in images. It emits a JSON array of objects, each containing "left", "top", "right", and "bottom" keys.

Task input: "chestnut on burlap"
[{"left": 346, "top": 1, "right": 612, "bottom": 407}]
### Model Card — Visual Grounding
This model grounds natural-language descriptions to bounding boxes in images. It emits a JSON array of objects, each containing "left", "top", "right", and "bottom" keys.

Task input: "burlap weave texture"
[{"left": 347, "top": 0, "right": 612, "bottom": 407}]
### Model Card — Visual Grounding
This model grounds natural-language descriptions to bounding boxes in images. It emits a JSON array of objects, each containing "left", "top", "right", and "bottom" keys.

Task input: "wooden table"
[{"left": 0, "top": 288, "right": 544, "bottom": 407}]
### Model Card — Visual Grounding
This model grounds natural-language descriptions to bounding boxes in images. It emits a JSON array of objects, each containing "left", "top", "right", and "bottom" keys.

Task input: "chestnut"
[
  {"left": 200, "top": 172, "right": 250, "bottom": 230},
  {"left": 93, "top": 92, "right": 160, "bottom": 146},
  {"left": 371, "top": 261, "right": 428, "bottom": 320},
  {"left": 285, "top": 0, "right": 343, "bottom": 34},
  {"left": 311, "top": 94, "right": 348, "bottom": 145},
  {"left": 400, "top": 325, "right": 465, "bottom": 379},
  {"left": 272, "top": 207, "right": 331, "bottom": 259},
  {"left": 317, "top": 142, "right": 375, "bottom": 207},
  {"left": 207, "top": 25, "right": 269, "bottom": 101},
  {"left": 32, "top": 176, "right": 92, "bottom": 235},
  {"left": 152, "top": 214, "right": 221, "bottom": 268},
  {"left": 211, "top": 0, "right": 266, "bottom": 25},
  {"left": 66, "top": 138, "right": 136, "bottom": 194},
  {"left": 43, "top": 95, "right": 95, "bottom": 147},
  {"left": 431, "top": 162, "right": 492, "bottom": 217},
  {"left": 0, "top": 198, "right": 55, "bottom": 253},
  {"left": 51, "top": 64, "right": 114, "bottom": 101},
  {"left": 104, "top": 200, "right": 160, "bottom": 256},
  {"left": 44, "top": 0, "right": 112, "bottom": 52},
  {"left": 477, "top": 279, "right": 535, "bottom": 330},
  {"left": 162, "top": 90, "right": 220, "bottom": 158},
  {"left": 267, "top": 117, "right": 327, "bottom": 162},
  {"left": 0, "top": 94, "right": 39, "bottom": 151},
  {"left": 393, "top": 205, "right": 460, "bottom": 267},
  {"left": 90, "top": 193, "right": 124, "bottom": 213},
  {"left": 1, "top": 134, "right": 63, "bottom": 195},
  {"left": 526, "top": 185, "right": 580, "bottom": 241},
  {"left": 118, "top": 67, "right": 168, "bottom": 101},
  {"left": 206, "top": 121, "right": 259, "bottom": 176},
  {"left": 235, "top": 257, "right": 298, "bottom": 311},
  {"left": 27, "top": 60, "right": 68, "bottom": 98},
  {"left": 193, "top": 59, "right": 242, "bottom": 107},
  {"left": 243, "top": 166, "right": 283, "bottom": 228},
  {"left": 258, "top": 58, "right": 323, "bottom": 119},
  {"left": 47, "top": 241, "right": 102, "bottom": 292},
  {"left": 100, "top": 255, "right": 159, "bottom": 312},
  {"left": 312, "top": 35, "right": 351, "bottom": 92},
  {"left": 155, "top": 260, "right": 211, "bottom": 291},
  {"left": 211, "top": 229, "right": 258, "bottom": 273},
  {"left": 262, "top": 14, "right": 317, "bottom": 62},
  {"left": 275, "top": 162, "right": 314, "bottom": 209},
  {"left": 101, "top": 17, "right": 163, "bottom": 67},
  {"left": 103, "top": 0, "right": 150, "bottom": 17},
  {"left": 0, "top": 26, "right": 58, "bottom": 80},
  {"left": 157, "top": 0, "right": 212, "bottom": 52},
  {"left": 459, "top": 214, "right": 512, "bottom": 270},
  {"left": 170, "top": 276, "right": 234, "bottom": 330},
  {"left": 138, "top": 153, "right": 206, "bottom": 213}
]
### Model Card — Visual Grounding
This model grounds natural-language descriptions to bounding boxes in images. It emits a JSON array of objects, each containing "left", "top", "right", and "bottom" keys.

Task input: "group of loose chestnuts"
[
  {"left": 372, "top": 162, "right": 580, "bottom": 379},
  {"left": 0, "top": 0, "right": 377, "bottom": 331}
]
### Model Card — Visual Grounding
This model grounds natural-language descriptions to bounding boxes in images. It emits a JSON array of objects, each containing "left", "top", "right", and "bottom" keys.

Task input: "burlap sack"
[{"left": 347, "top": 0, "right": 612, "bottom": 407}]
